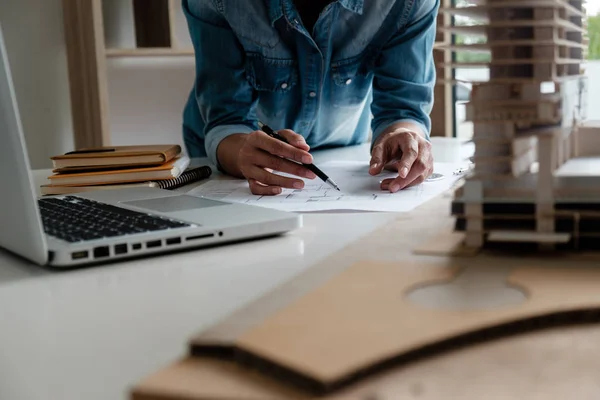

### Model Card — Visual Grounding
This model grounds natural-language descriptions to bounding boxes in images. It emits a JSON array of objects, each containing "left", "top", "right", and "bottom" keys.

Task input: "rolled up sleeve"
[
  {"left": 183, "top": 0, "right": 257, "bottom": 167},
  {"left": 371, "top": 0, "right": 439, "bottom": 143},
  {"left": 204, "top": 124, "right": 254, "bottom": 166}
]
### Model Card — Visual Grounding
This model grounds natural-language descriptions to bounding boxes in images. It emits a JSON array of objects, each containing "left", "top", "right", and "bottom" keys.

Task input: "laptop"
[{"left": 0, "top": 25, "right": 301, "bottom": 268}]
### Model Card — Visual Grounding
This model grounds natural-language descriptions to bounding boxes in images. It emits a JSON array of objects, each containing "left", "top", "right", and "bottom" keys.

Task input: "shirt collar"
[
  {"left": 267, "top": 0, "right": 364, "bottom": 26},
  {"left": 268, "top": 0, "right": 284, "bottom": 26},
  {"left": 338, "top": 0, "right": 364, "bottom": 14}
]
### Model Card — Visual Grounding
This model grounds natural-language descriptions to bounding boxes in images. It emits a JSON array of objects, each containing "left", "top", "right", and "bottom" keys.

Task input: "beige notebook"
[
  {"left": 40, "top": 182, "right": 156, "bottom": 196},
  {"left": 41, "top": 165, "right": 212, "bottom": 195},
  {"left": 47, "top": 156, "right": 190, "bottom": 186},
  {"left": 51, "top": 144, "right": 181, "bottom": 170}
]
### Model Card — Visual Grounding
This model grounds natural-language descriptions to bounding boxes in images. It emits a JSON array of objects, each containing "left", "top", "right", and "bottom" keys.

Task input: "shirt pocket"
[
  {"left": 218, "top": 2, "right": 280, "bottom": 49},
  {"left": 330, "top": 53, "right": 375, "bottom": 108},
  {"left": 245, "top": 53, "right": 298, "bottom": 93}
]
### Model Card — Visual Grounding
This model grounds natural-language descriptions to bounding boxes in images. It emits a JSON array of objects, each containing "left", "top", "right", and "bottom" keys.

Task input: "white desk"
[{"left": 0, "top": 139, "right": 472, "bottom": 400}]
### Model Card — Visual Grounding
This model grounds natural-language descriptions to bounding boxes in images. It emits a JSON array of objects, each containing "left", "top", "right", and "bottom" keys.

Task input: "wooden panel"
[
  {"left": 168, "top": 0, "right": 178, "bottom": 48},
  {"left": 62, "top": 0, "right": 110, "bottom": 148},
  {"left": 132, "top": 326, "right": 600, "bottom": 400},
  {"left": 575, "top": 124, "right": 600, "bottom": 157},
  {"left": 105, "top": 48, "right": 194, "bottom": 58},
  {"left": 133, "top": 0, "right": 172, "bottom": 48},
  {"left": 187, "top": 261, "right": 600, "bottom": 393},
  {"left": 431, "top": 0, "right": 453, "bottom": 137}
]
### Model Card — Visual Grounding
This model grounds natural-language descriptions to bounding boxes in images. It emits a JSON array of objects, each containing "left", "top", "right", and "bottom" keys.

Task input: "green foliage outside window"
[
  {"left": 455, "top": 34, "right": 491, "bottom": 63},
  {"left": 450, "top": 0, "right": 599, "bottom": 61},
  {"left": 589, "top": 14, "right": 600, "bottom": 60}
]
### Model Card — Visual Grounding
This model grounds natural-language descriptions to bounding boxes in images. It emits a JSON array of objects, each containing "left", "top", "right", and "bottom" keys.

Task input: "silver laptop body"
[{"left": 0, "top": 24, "right": 301, "bottom": 268}]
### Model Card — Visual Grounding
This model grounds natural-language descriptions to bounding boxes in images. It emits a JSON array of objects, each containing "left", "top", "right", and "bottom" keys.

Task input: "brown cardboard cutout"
[
  {"left": 133, "top": 322, "right": 600, "bottom": 400},
  {"left": 189, "top": 261, "right": 600, "bottom": 395},
  {"left": 412, "top": 231, "right": 479, "bottom": 256},
  {"left": 132, "top": 188, "right": 600, "bottom": 399}
]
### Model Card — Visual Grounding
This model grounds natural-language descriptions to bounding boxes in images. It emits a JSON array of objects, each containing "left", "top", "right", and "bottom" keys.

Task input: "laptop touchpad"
[{"left": 122, "top": 195, "right": 227, "bottom": 213}]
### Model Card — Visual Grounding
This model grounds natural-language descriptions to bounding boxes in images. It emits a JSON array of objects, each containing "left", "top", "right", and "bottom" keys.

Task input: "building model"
[{"left": 439, "top": 0, "right": 597, "bottom": 251}]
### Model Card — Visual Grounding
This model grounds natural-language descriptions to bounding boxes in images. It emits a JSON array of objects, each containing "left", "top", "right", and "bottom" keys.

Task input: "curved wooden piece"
[
  {"left": 133, "top": 322, "right": 600, "bottom": 399},
  {"left": 190, "top": 262, "right": 600, "bottom": 396}
]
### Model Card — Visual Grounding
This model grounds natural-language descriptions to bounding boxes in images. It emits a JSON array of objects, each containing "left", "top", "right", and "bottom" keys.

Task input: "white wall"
[
  {"left": 107, "top": 57, "right": 195, "bottom": 149},
  {"left": 104, "top": 0, "right": 195, "bottom": 150},
  {"left": 585, "top": 61, "right": 600, "bottom": 121},
  {"left": 0, "top": 0, "right": 74, "bottom": 169}
]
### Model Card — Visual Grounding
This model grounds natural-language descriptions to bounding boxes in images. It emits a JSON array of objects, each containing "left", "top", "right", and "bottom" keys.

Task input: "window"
[
  {"left": 452, "top": 0, "right": 490, "bottom": 139},
  {"left": 449, "top": 0, "right": 598, "bottom": 136},
  {"left": 586, "top": 1, "right": 600, "bottom": 120}
]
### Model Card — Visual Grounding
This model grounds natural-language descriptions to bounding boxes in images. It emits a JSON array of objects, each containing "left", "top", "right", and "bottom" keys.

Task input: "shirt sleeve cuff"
[
  {"left": 372, "top": 119, "right": 430, "bottom": 146},
  {"left": 205, "top": 124, "right": 255, "bottom": 169}
]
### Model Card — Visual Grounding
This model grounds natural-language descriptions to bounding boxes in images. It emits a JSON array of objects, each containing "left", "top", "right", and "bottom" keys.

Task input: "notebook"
[
  {"left": 47, "top": 155, "right": 190, "bottom": 186},
  {"left": 41, "top": 166, "right": 212, "bottom": 195},
  {"left": 50, "top": 144, "right": 181, "bottom": 171}
]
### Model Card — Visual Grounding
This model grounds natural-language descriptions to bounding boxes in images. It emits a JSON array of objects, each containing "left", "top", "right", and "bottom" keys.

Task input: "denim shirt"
[{"left": 182, "top": 0, "right": 439, "bottom": 167}]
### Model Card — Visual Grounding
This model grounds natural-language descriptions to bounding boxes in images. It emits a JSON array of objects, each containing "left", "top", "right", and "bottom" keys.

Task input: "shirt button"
[
  {"left": 309, "top": 91, "right": 317, "bottom": 98},
  {"left": 345, "top": 78, "right": 352, "bottom": 85},
  {"left": 281, "top": 82, "right": 288, "bottom": 89}
]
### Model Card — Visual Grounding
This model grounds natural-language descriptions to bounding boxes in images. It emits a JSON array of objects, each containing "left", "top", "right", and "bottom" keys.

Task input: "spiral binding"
[{"left": 155, "top": 166, "right": 212, "bottom": 190}]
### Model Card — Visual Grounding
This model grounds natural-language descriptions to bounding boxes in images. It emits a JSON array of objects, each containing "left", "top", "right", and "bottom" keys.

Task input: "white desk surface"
[{"left": 0, "top": 139, "right": 472, "bottom": 400}]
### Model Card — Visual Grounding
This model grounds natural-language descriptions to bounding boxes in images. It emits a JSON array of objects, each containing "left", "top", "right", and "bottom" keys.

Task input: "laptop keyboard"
[{"left": 38, "top": 196, "right": 191, "bottom": 243}]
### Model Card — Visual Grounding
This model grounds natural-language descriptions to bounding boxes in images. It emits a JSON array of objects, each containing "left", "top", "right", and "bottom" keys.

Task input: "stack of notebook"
[{"left": 41, "top": 145, "right": 212, "bottom": 195}]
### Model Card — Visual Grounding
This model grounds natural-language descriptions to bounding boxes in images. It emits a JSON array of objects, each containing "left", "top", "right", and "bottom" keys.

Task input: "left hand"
[{"left": 368, "top": 128, "right": 434, "bottom": 193}]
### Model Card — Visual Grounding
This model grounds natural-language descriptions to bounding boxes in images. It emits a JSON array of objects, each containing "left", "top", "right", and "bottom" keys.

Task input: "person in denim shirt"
[{"left": 182, "top": 0, "right": 438, "bottom": 195}]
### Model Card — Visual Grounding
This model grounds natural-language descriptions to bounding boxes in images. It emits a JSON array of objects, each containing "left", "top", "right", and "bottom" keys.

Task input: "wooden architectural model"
[{"left": 441, "top": 0, "right": 595, "bottom": 251}]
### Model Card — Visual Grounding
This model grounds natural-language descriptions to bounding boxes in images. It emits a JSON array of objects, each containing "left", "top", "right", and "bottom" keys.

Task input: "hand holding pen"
[
  {"left": 231, "top": 123, "right": 338, "bottom": 195},
  {"left": 258, "top": 122, "right": 340, "bottom": 191}
]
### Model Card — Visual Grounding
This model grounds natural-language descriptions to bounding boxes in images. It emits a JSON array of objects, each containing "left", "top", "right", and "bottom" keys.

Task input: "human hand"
[
  {"left": 236, "top": 129, "right": 317, "bottom": 195},
  {"left": 368, "top": 128, "right": 434, "bottom": 193}
]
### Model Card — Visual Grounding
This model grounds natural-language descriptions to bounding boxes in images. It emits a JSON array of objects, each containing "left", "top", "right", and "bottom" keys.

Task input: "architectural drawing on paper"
[
  {"left": 244, "top": 185, "right": 397, "bottom": 204},
  {"left": 189, "top": 161, "right": 465, "bottom": 212},
  {"left": 215, "top": 182, "right": 404, "bottom": 206},
  {"left": 437, "top": 0, "right": 599, "bottom": 251}
]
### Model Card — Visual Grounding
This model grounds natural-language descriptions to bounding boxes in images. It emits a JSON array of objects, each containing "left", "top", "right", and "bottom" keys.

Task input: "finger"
[
  {"left": 385, "top": 176, "right": 410, "bottom": 193},
  {"left": 277, "top": 129, "right": 310, "bottom": 151},
  {"left": 248, "top": 131, "right": 312, "bottom": 164},
  {"left": 248, "top": 179, "right": 282, "bottom": 196},
  {"left": 257, "top": 151, "right": 317, "bottom": 179},
  {"left": 380, "top": 161, "right": 425, "bottom": 192},
  {"left": 396, "top": 156, "right": 428, "bottom": 188},
  {"left": 405, "top": 174, "right": 426, "bottom": 188},
  {"left": 248, "top": 166, "right": 305, "bottom": 189},
  {"left": 381, "top": 162, "right": 432, "bottom": 192},
  {"left": 369, "top": 144, "right": 386, "bottom": 176},
  {"left": 386, "top": 168, "right": 429, "bottom": 193},
  {"left": 380, "top": 178, "right": 394, "bottom": 191},
  {"left": 384, "top": 174, "right": 426, "bottom": 192},
  {"left": 396, "top": 135, "right": 420, "bottom": 179}
]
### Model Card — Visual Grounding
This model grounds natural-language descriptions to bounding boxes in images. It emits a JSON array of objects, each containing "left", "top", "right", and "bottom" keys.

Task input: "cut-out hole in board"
[{"left": 406, "top": 266, "right": 527, "bottom": 311}]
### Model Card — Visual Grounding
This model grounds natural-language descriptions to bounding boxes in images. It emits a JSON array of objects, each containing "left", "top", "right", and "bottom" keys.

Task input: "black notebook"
[{"left": 152, "top": 166, "right": 212, "bottom": 189}]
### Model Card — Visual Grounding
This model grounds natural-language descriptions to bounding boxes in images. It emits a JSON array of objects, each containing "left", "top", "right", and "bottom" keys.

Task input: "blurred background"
[{"left": 0, "top": 0, "right": 597, "bottom": 168}]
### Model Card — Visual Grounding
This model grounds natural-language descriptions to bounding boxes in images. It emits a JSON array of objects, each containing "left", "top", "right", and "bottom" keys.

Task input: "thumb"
[{"left": 369, "top": 143, "right": 386, "bottom": 176}]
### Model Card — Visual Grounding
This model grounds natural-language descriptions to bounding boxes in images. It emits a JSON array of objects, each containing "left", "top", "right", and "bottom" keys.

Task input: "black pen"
[{"left": 258, "top": 122, "right": 341, "bottom": 191}]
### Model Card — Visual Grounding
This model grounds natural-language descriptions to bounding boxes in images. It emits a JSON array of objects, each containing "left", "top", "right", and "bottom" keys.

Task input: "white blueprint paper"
[{"left": 188, "top": 161, "right": 467, "bottom": 212}]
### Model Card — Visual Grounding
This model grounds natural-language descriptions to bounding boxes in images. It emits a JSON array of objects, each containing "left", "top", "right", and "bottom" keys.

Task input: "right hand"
[{"left": 237, "top": 130, "right": 317, "bottom": 195}]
